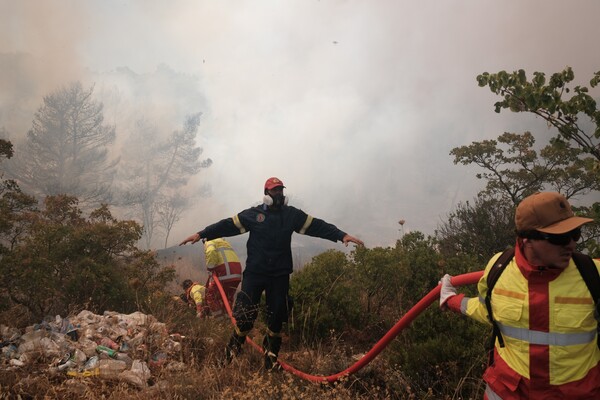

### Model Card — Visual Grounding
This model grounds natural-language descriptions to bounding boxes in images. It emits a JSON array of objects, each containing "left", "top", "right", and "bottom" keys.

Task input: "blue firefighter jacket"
[{"left": 198, "top": 204, "right": 347, "bottom": 276}]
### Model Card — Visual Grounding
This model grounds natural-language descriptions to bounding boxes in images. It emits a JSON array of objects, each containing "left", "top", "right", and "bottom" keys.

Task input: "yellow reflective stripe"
[
  {"left": 299, "top": 215, "right": 313, "bottom": 234},
  {"left": 485, "top": 385, "right": 502, "bottom": 400},
  {"left": 216, "top": 248, "right": 241, "bottom": 279},
  {"left": 222, "top": 248, "right": 240, "bottom": 263},
  {"left": 555, "top": 296, "right": 594, "bottom": 305},
  {"left": 498, "top": 322, "right": 596, "bottom": 346},
  {"left": 232, "top": 214, "right": 246, "bottom": 233},
  {"left": 494, "top": 288, "right": 526, "bottom": 300},
  {"left": 460, "top": 297, "right": 470, "bottom": 314},
  {"left": 218, "top": 248, "right": 230, "bottom": 274}
]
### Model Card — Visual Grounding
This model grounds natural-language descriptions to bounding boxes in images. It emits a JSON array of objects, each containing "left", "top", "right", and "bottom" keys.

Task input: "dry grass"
[
  {"left": 0, "top": 317, "right": 424, "bottom": 400},
  {"left": 0, "top": 347, "right": 407, "bottom": 399},
  {"left": 0, "top": 300, "right": 479, "bottom": 399},
  {"left": 0, "top": 337, "right": 465, "bottom": 400}
]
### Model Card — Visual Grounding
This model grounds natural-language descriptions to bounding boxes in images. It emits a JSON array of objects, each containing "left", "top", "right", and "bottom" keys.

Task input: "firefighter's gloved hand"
[{"left": 439, "top": 274, "right": 457, "bottom": 310}]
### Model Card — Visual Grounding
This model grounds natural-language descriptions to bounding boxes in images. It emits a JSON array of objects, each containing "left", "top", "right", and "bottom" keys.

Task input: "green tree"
[
  {"left": 0, "top": 194, "right": 174, "bottom": 322},
  {"left": 451, "top": 131, "right": 598, "bottom": 205},
  {"left": 449, "top": 68, "right": 600, "bottom": 255},
  {"left": 6, "top": 82, "right": 118, "bottom": 206},
  {"left": 119, "top": 114, "right": 211, "bottom": 248},
  {"left": 476, "top": 67, "right": 600, "bottom": 162},
  {"left": 0, "top": 137, "right": 38, "bottom": 255}
]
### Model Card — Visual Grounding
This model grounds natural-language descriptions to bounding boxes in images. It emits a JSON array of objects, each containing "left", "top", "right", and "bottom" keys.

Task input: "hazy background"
[{"left": 2, "top": 0, "right": 600, "bottom": 251}]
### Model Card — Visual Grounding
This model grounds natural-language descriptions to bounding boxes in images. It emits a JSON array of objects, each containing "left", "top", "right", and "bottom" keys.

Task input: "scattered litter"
[{"left": 0, "top": 310, "right": 189, "bottom": 389}]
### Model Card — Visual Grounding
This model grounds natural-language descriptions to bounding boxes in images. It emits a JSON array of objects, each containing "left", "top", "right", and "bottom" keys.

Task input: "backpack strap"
[
  {"left": 571, "top": 252, "right": 600, "bottom": 349},
  {"left": 485, "top": 247, "right": 515, "bottom": 355}
]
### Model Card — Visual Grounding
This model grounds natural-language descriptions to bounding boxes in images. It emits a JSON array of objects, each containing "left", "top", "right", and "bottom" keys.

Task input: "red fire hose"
[{"left": 211, "top": 270, "right": 484, "bottom": 383}]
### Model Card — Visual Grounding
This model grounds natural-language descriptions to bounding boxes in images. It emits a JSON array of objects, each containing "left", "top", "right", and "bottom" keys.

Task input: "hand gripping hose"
[{"left": 211, "top": 270, "right": 484, "bottom": 383}]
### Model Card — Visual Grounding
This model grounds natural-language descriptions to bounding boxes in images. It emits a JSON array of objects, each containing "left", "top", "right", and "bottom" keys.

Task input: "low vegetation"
[
  {"left": 1, "top": 66, "right": 599, "bottom": 398},
  {"left": 0, "top": 191, "right": 489, "bottom": 399}
]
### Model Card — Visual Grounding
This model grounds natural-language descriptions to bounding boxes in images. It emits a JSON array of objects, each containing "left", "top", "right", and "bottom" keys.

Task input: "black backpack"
[{"left": 485, "top": 248, "right": 600, "bottom": 359}]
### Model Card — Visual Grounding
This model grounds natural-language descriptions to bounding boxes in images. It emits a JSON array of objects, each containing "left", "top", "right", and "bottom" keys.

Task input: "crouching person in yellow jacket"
[
  {"left": 182, "top": 279, "right": 207, "bottom": 318},
  {"left": 440, "top": 192, "right": 600, "bottom": 399}
]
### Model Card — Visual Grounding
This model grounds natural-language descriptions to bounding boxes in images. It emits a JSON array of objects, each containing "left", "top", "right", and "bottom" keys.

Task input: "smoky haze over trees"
[
  {"left": 0, "top": 59, "right": 213, "bottom": 249},
  {"left": 118, "top": 113, "right": 212, "bottom": 248},
  {"left": 94, "top": 65, "right": 213, "bottom": 248},
  {"left": 5, "top": 82, "right": 118, "bottom": 207}
]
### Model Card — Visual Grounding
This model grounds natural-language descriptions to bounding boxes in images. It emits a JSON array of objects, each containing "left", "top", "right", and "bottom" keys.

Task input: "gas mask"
[
  {"left": 271, "top": 193, "right": 286, "bottom": 207},
  {"left": 263, "top": 193, "right": 288, "bottom": 208}
]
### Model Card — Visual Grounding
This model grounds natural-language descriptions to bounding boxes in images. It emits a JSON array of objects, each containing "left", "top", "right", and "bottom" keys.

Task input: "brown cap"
[{"left": 515, "top": 192, "right": 593, "bottom": 234}]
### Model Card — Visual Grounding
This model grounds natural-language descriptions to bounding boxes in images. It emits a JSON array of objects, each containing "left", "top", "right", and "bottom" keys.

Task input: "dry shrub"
[
  {"left": 0, "top": 292, "right": 483, "bottom": 399},
  {"left": 0, "top": 303, "right": 33, "bottom": 330}
]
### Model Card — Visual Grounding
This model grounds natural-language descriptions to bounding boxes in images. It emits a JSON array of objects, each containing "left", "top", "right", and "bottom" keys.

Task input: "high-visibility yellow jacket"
[
  {"left": 204, "top": 238, "right": 242, "bottom": 282},
  {"left": 448, "top": 243, "right": 600, "bottom": 399},
  {"left": 185, "top": 282, "right": 205, "bottom": 313}
]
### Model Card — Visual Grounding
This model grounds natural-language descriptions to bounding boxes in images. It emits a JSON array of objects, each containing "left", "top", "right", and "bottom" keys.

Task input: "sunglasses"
[{"left": 533, "top": 228, "right": 582, "bottom": 246}]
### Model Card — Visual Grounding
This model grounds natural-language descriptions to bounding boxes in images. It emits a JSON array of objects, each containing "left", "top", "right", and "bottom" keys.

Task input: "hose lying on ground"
[{"left": 211, "top": 270, "right": 484, "bottom": 383}]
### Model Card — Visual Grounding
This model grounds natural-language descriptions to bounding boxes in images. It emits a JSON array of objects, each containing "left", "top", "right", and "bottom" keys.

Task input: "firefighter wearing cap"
[
  {"left": 439, "top": 192, "right": 600, "bottom": 399},
  {"left": 180, "top": 177, "right": 364, "bottom": 370}
]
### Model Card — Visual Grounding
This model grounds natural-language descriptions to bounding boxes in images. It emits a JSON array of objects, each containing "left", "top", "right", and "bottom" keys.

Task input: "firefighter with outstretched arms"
[{"left": 180, "top": 177, "right": 364, "bottom": 370}]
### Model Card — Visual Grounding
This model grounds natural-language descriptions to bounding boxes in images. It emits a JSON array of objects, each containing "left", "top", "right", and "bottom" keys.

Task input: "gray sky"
[{"left": 2, "top": 1, "right": 600, "bottom": 248}]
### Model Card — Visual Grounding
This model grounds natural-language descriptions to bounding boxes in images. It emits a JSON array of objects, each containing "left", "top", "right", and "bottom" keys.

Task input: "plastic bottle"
[
  {"left": 98, "top": 359, "right": 127, "bottom": 379},
  {"left": 73, "top": 349, "right": 87, "bottom": 365},
  {"left": 115, "top": 352, "right": 133, "bottom": 368},
  {"left": 96, "top": 345, "right": 117, "bottom": 358},
  {"left": 58, "top": 359, "right": 77, "bottom": 371},
  {"left": 84, "top": 355, "right": 99, "bottom": 370},
  {"left": 100, "top": 337, "right": 120, "bottom": 350},
  {"left": 120, "top": 360, "right": 150, "bottom": 388}
]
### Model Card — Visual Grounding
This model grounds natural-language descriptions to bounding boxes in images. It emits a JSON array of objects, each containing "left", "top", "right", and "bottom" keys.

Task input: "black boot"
[
  {"left": 262, "top": 334, "right": 282, "bottom": 371},
  {"left": 222, "top": 332, "right": 245, "bottom": 366}
]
